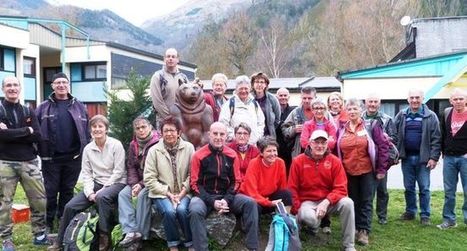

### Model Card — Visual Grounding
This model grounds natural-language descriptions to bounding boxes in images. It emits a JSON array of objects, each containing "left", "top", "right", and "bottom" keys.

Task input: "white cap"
[{"left": 310, "top": 130, "right": 329, "bottom": 140}]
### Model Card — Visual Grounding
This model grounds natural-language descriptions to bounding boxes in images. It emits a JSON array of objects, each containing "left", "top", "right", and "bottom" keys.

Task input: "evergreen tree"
[{"left": 106, "top": 69, "right": 154, "bottom": 149}]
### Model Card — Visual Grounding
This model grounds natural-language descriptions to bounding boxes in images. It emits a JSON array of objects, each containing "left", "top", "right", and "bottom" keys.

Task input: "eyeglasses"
[
  {"left": 313, "top": 107, "right": 325, "bottom": 110},
  {"left": 311, "top": 140, "right": 328, "bottom": 146},
  {"left": 236, "top": 132, "right": 250, "bottom": 136},
  {"left": 163, "top": 129, "right": 177, "bottom": 133},
  {"left": 254, "top": 81, "right": 266, "bottom": 85},
  {"left": 53, "top": 81, "right": 69, "bottom": 85}
]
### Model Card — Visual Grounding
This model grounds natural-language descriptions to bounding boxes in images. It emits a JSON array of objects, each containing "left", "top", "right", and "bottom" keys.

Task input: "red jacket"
[
  {"left": 300, "top": 118, "right": 337, "bottom": 150},
  {"left": 288, "top": 149, "right": 348, "bottom": 215},
  {"left": 190, "top": 144, "right": 241, "bottom": 207},
  {"left": 227, "top": 142, "right": 260, "bottom": 181},
  {"left": 239, "top": 156, "right": 287, "bottom": 207}
]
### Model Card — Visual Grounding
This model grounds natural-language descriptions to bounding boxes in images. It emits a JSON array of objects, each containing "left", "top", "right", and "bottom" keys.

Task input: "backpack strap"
[{"left": 229, "top": 97, "right": 235, "bottom": 118}]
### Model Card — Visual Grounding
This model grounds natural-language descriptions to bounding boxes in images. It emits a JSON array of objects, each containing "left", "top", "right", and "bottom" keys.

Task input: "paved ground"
[{"left": 387, "top": 158, "right": 463, "bottom": 191}]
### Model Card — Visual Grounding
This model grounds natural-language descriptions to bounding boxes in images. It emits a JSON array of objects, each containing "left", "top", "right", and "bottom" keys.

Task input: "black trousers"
[
  {"left": 42, "top": 157, "right": 82, "bottom": 227},
  {"left": 56, "top": 182, "right": 125, "bottom": 243}
]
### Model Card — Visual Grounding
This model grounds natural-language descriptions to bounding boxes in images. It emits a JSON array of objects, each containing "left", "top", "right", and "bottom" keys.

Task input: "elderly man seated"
[{"left": 288, "top": 130, "right": 356, "bottom": 251}]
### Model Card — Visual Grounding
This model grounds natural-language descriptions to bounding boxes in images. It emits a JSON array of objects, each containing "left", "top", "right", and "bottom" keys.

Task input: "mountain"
[
  {"left": 142, "top": 0, "right": 251, "bottom": 51},
  {"left": 0, "top": 1, "right": 163, "bottom": 53}
]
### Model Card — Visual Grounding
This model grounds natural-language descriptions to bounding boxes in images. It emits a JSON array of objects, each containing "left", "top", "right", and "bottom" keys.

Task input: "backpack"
[
  {"left": 229, "top": 97, "right": 259, "bottom": 117},
  {"left": 63, "top": 211, "right": 99, "bottom": 251},
  {"left": 266, "top": 202, "right": 301, "bottom": 251},
  {"left": 364, "top": 119, "right": 400, "bottom": 168}
]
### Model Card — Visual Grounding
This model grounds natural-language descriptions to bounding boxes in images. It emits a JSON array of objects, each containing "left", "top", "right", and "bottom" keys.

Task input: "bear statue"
[{"left": 170, "top": 80, "right": 213, "bottom": 148}]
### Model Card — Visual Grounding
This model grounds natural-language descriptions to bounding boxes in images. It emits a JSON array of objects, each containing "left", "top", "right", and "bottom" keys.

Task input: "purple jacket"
[
  {"left": 127, "top": 131, "right": 160, "bottom": 187},
  {"left": 35, "top": 93, "right": 90, "bottom": 159},
  {"left": 337, "top": 120, "right": 389, "bottom": 175}
]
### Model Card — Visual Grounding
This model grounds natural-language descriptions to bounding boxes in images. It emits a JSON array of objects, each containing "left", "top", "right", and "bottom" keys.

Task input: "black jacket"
[{"left": 0, "top": 100, "right": 41, "bottom": 161}]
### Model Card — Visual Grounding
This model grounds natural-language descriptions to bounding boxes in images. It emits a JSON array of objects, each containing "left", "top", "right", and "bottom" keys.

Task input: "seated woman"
[
  {"left": 117, "top": 117, "right": 160, "bottom": 246},
  {"left": 240, "top": 136, "right": 292, "bottom": 214},
  {"left": 48, "top": 115, "right": 126, "bottom": 251},
  {"left": 227, "top": 122, "right": 260, "bottom": 181},
  {"left": 144, "top": 116, "right": 195, "bottom": 251},
  {"left": 300, "top": 97, "right": 337, "bottom": 151}
]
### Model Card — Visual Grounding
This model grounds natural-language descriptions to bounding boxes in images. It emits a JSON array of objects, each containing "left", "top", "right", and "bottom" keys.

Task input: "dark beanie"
[{"left": 51, "top": 72, "right": 69, "bottom": 83}]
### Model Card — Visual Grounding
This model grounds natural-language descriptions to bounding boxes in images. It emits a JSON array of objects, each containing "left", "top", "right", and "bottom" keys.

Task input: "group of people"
[{"left": 0, "top": 47, "right": 465, "bottom": 251}]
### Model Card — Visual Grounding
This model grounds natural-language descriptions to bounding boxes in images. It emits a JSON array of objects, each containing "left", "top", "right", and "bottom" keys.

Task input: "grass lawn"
[{"left": 10, "top": 188, "right": 467, "bottom": 251}]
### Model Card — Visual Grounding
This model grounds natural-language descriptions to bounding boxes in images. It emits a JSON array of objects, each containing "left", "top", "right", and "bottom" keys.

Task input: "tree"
[
  {"left": 257, "top": 18, "right": 290, "bottom": 78},
  {"left": 106, "top": 70, "right": 153, "bottom": 149},
  {"left": 222, "top": 11, "right": 256, "bottom": 75}
]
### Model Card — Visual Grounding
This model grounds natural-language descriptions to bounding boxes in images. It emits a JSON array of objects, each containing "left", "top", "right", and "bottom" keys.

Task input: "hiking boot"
[
  {"left": 356, "top": 229, "right": 369, "bottom": 246},
  {"left": 47, "top": 241, "right": 63, "bottom": 251},
  {"left": 420, "top": 217, "right": 431, "bottom": 226},
  {"left": 399, "top": 212, "right": 415, "bottom": 221},
  {"left": 99, "top": 233, "right": 110, "bottom": 251},
  {"left": 119, "top": 232, "right": 142, "bottom": 247},
  {"left": 33, "top": 234, "right": 52, "bottom": 245},
  {"left": 322, "top": 226, "right": 332, "bottom": 234},
  {"left": 2, "top": 239, "right": 15, "bottom": 251},
  {"left": 437, "top": 221, "right": 457, "bottom": 230},
  {"left": 378, "top": 218, "right": 388, "bottom": 225}
]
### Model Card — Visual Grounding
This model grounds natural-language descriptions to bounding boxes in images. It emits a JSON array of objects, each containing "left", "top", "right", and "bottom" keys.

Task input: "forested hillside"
[{"left": 185, "top": 0, "right": 467, "bottom": 79}]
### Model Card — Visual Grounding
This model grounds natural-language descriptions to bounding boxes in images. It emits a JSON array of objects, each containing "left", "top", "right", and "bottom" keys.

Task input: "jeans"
[
  {"left": 442, "top": 155, "right": 467, "bottom": 223},
  {"left": 401, "top": 155, "right": 431, "bottom": 218},
  {"left": 153, "top": 197, "right": 192, "bottom": 248},
  {"left": 373, "top": 175, "right": 389, "bottom": 220},
  {"left": 347, "top": 172, "right": 374, "bottom": 232},
  {"left": 189, "top": 194, "right": 259, "bottom": 251},
  {"left": 118, "top": 186, "right": 152, "bottom": 239}
]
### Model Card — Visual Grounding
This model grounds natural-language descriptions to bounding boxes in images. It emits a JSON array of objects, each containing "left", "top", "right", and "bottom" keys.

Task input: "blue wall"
[{"left": 71, "top": 81, "right": 106, "bottom": 102}]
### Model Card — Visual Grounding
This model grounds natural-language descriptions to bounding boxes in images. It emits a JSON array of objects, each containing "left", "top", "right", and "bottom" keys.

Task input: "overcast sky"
[{"left": 46, "top": 0, "right": 189, "bottom": 26}]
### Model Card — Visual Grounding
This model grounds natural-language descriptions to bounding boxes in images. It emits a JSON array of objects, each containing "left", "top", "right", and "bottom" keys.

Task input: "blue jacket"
[
  {"left": 394, "top": 104, "right": 441, "bottom": 163},
  {"left": 35, "top": 93, "right": 90, "bottom": 159}
]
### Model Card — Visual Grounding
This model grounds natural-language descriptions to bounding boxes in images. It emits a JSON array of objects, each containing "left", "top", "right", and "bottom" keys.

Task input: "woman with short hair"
[
  {"left": 240, "top": 136, "right": 292, "bottom": 214},
  {"left": 336, "top": 99, "right": 389, "bottom": 246},
  {"left": 227, "top": 123, "right": 260, "bottom": 181},
  {"left": 144, "top": 116, "right": 195, "bottom": 251},
  {"left": 48, "top": 115, "right": 127, "bottom": 251}
]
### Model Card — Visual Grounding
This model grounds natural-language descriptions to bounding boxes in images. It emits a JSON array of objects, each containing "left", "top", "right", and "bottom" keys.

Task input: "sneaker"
[
  {"left": 399, "top": 212, "right": 415, "bottom": 221},
  {"left": 33, "top": 234, "right": 52, "bottom": 245},
  {"left": 322, "top": 226, "right": 332, "bottom": 234},
  {"left": 119, "top": 232, "right": 142, "bottom": 247},
  {"left": 378, "top": 218, "right": 388, "bottom": 225},
  {"left": 420, "top": 217, "right": 431, "bottom": 226},
  {"left": 2, "top": 239, "right": 15, "bottom": 251},
  {"left": 437, "top": 221, "right": 457, "bottom": 230},
  {"left": 356, "top": 230, "right": 369, "bottom": 246}
]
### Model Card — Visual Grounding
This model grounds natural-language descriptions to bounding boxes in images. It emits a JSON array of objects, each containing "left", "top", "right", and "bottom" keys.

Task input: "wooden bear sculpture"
[{"left": 170, "top": 81, "right": 213, "bottom": 148}]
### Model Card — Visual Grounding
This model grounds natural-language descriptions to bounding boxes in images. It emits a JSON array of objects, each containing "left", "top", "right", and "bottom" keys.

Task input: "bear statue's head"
[{"left": 176, "top": 80, "right": 204, "bottom": 106}]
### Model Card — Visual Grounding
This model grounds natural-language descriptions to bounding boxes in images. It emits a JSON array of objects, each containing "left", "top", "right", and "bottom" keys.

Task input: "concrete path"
[{"left": 387, "top": 158, "right": 463, "bottom": 191}]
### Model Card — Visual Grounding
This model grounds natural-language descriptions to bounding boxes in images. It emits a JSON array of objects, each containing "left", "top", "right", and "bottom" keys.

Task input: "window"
[
  {"left": 84, "top": 63, "right": 106, "bottom": 81},
  {"left": 23, "top": 57, "right": 36, "bottom": 77}
]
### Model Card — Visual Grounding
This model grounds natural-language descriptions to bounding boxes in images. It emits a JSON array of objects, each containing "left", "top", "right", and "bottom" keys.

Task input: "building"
[
  {"left": 0, "top": 16, "right": 197, "bottom": 116},
  {"left": 339, "top": 16, "right": 467, "bottom": 117}
]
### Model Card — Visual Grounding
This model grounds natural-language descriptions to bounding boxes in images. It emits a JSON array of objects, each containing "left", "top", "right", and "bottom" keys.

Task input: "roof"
[
  {"left": 201, "top": 77, "right": 341, "bottom": 92},
  {"left": 338, "top": 50, "right": 467, "bottom": 79}
]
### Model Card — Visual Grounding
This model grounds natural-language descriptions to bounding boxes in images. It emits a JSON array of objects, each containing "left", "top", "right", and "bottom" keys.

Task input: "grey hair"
[
  {"left": 311, "top": 97, "right": 327, "bottom": 110},
  {"left": 235, "top": 75, "right": 250, "bottom": 88},
  {"left": 345, "top": 98, "right": 364, "bottom": 110}
]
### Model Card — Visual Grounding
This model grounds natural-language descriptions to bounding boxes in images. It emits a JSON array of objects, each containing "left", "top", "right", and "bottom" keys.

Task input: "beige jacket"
[{"left": 144, "top": 138, "right": 194, "bottom": 198}]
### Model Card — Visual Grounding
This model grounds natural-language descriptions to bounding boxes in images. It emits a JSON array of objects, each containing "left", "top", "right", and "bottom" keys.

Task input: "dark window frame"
[
  {"left": 81, "top": 62, "right": 107, "bottom": 81},
  {"left": 0, "top": 48, "right": 4, "bottom": 71}
]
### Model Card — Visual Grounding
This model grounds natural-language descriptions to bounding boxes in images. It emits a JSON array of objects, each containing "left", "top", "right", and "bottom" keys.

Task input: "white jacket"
[{"left": 218, "top": 94, "right": 265, "bottom": 144}]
